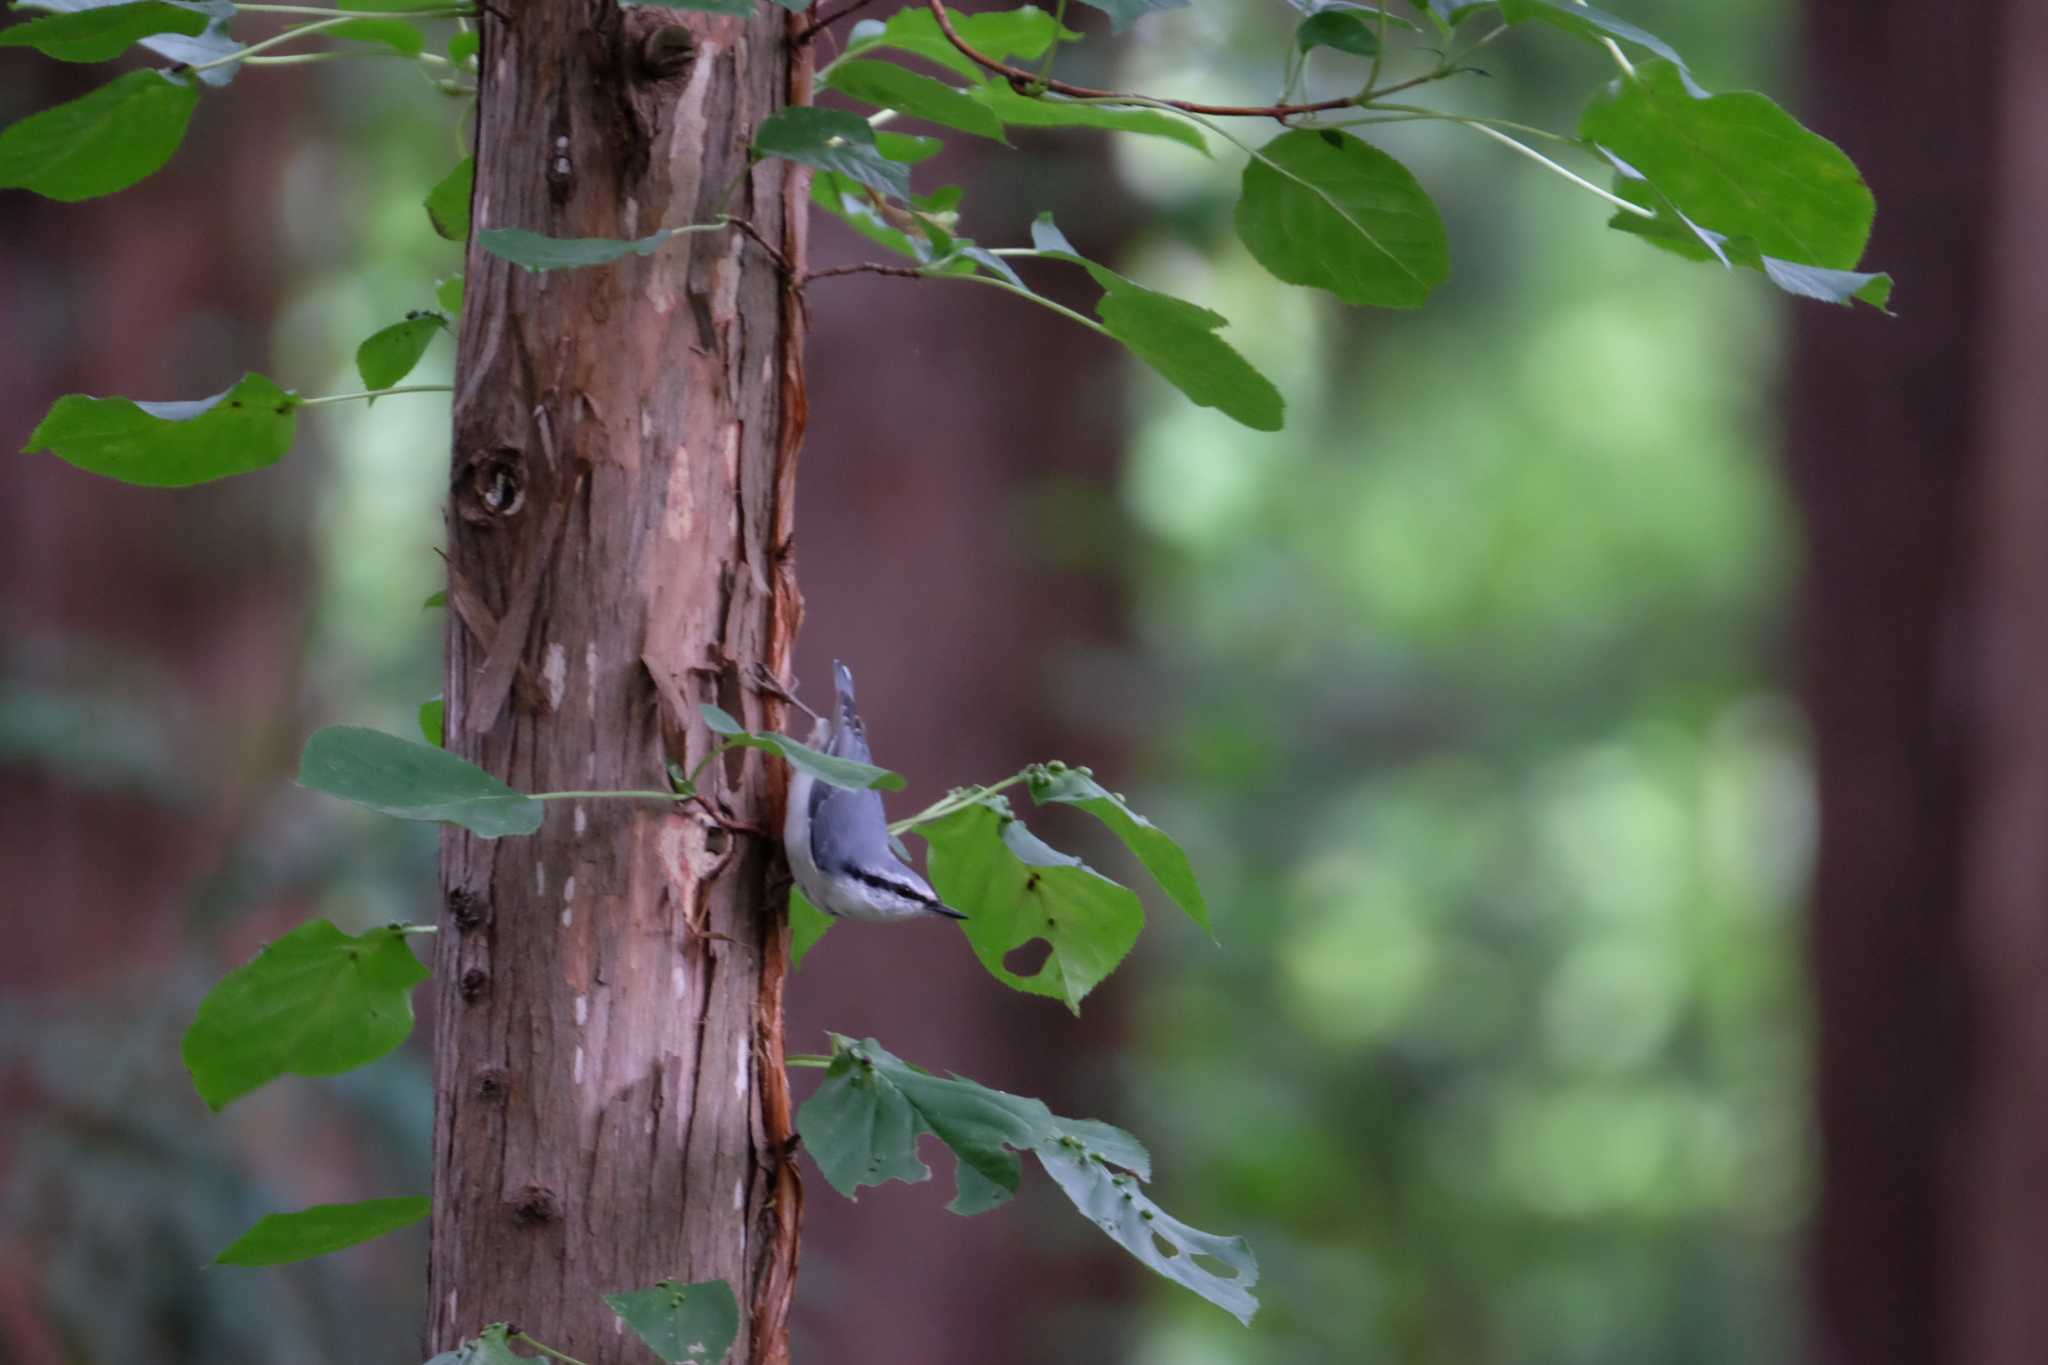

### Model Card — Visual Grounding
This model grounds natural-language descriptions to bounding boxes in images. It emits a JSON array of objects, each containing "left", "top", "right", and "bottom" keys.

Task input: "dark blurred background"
[{"left": 3, "top": 1, "right": 2041, "bottom": 1362}]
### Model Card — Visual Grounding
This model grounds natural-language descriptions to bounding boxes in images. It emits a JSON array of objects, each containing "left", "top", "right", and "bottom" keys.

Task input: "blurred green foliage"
[{"left": 1109, "top": 4, "right": 1808, "bottom": 1363}]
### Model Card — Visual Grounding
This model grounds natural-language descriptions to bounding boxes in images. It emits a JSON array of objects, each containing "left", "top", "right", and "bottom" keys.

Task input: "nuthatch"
[{"left": 782, "top": 662, "right": 965, "bottom": 923}]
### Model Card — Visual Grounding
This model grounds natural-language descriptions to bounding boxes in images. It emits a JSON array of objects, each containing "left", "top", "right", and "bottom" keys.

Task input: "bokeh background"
[{"left": 2, "top": 2, "right": 2038, "bottom": 1363}]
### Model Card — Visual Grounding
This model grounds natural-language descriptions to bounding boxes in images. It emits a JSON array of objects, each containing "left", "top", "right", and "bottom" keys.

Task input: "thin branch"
[
  {"left": 794, "top": 0, "right": 883, "bottom": 45},
  {"left": 726, "top": 216, "right": 794, "bottom": 276},
  {"left": 803, "top": 262, "right": 928, "bottom": 283},
  {"left": 924, "top": 0, "right": 1444, "bottom": 120}
]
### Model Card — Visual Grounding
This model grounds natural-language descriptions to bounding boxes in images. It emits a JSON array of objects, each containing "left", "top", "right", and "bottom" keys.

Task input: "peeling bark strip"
[{"left": 429, "top": 7, "right": 809, "bottom": 1363}]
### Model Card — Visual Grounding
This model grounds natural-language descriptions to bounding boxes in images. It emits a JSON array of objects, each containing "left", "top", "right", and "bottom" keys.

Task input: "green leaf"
[
  {"left": 1581, "top": 60, "right": 1874, "bottom": 272},
  {"left": 355, "top": 313, "right": 446, "bottom": 392},
  {"left": 297, "top": 725, "right": 543, "bottom": 837},
  {"left": 919, "top": 797, "right": 1144, "bottom": 1011},
  {"left": 754, "top": 105, "right": 910, "bottom": 202},
  {"left": 797, "top": 1037, "right": 1253, "bottom": 1320},
  {"left": 820, "top": 58, "right": 1006, "bottom": 142},
  {"left": 874, "top": 130, "right": 944, "bottom": 164},
  {"left": 700, "top": 703, "right": 906, "bottom": 791},
  {"left": 1498, "top": 0, "right": 1688, "bottom": 74},
  {"left": 23, "top": 372, "right": 299, "bottom": 487},
  {"left": 970, "top": 82, "right": 1207, "bottom": 153},
  {"left": 810, "top": 170, "right": 929, "bottom": 261},
  {"left": 422, "top": 589, "right": 448, "bottom": 609},
  {"left": 842, "top": 4, "right": 1073, "bottom": 79},
  {"left": 1755, "top": 255, "right": 1892, "bottom": 310},
  {"left": 603, "top": 1280, "right": 740, "bottom": 1365},
  {"left": 477, "top": 225, "right": 696, "bottom": 272},
  {"left": 0, "top": 69, "right": 199, "bottom": 202},
  {"left": 1295, "top": 9, "right": 1378, "bottom": 57},
  {"left": 216, "top": 1196, "right": 428, "bottom": 1266},
  {"left": 1235, "top": 128, "right": 1449, "bottom": 308},
  {"left": 790, "top": 886, "right": 834, "bottom": 969},
  {"left": 329, "top": 16, "right": 424, "bottom": 54},
  {"left": 424, "top": 155, "right": 473, "bottom": 242},
  {"left": 182, "top": 919, "right": 430, "bottom": 1109},
  {"left": 419, "top": 696, "right": 445, "bottom": 747},
  {"left": 1023, "top": 215, "right": 1281, "bottom": 431},
  {"left": 1028, "top": 765, "right": 1209, "bottom": 932},
  {"left": 10, "top": 0, "right": 238, "bottom": 78},
  {"left": 1075, "top": 0, "right": 1187, "bottom": 32},
  {"left": 447, "top": 27, "right": 477, "bottom": 64},
  {"left": 0, "top": 0, "right": 206, "bottom": 61},
  {"left": 1097, "top": 282, "right": 1283, "bottom": 432},
  {"left": 435, "top": 272, "right": 464, "bottom": 313},
  {"left": 1038, "top": 1140, "right": 1259, "bottom": 1324},
  {"left": 795, "top": 1047, "right": 935, "bottom": 1197}
]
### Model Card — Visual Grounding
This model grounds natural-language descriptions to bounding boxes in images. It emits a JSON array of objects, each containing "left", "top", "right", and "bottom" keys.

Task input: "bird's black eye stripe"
[{"left": 847, "top": 867, "right": 937, "bottom": 905}]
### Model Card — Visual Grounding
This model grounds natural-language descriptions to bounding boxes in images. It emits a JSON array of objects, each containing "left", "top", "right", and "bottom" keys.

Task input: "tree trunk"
[
  {"left": 1792, "top": 2, "right": 2047, "bottom": 1363},
  {"left": 426, "top": 9, "right": 809, "bottom": 1362}
]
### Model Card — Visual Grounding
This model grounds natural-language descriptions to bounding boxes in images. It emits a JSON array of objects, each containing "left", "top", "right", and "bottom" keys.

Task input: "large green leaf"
[
  {"left": 754, "top": 105, "right": 910, "bottom": 202},
  {"left": 215, "top": 1196, "right": 429, "bottom": 1266},
  {"left": 1294, "top": 8, "right": 1379, "bottom": 57},
  {"left": 701, "top": 703, "right": 906, "bottom": 791},
  {"left": 182, "top": 919, "right": 430, "bottom": 1109},
  {"left": 355, "top": 313, "right": 446, "bottom": 391},
  {"left": 297, "top": 725, "right": 544, "bottom": 837},
  {"left": 1028, "top": 765, "right": 1209, "bottom": 932},
  {"left": 1235, "top": 128, "right": 1449, "bottom": 308},
  {"left": 10, "top": 0, "right": 238, "bottom": 79},
  {"left": 919, "top": 797, "right": 1144, "bottom": 1012},
  {"left": 1076, "top": 0, "right": 1187, "bottom": 32},
  {"left": 798, "top": 1037, "right": 1254, "bottom": 1320},
  {"left": 842, "top": 4, "right": 1073, "bottom": 79},
  {"left": 478, "top": 226, "right": 695, "bottom": 272},
  {"left": 1580, "top": 59, "right": 1874, "bottom": 270},
  {"left": 0, "top": 69, "right": 200, "bottom": 201},
  {"left": 23, "top": 372, "right": 299, "bottom": 487},
  {"left": 603, "top": 1280, "right": 740, "bottom": 1365},
  {"left": 970, "top": 82, "right": 1207, "bottom": 153},
  {"left": 820, "top": 58, "right": 1007, "bottom": 142},
  {"left": 0, "top": 0, "right": 206, "bottom": 61},
  {"left": 424, "top": 155, "right": 473, "bottom": 241}
]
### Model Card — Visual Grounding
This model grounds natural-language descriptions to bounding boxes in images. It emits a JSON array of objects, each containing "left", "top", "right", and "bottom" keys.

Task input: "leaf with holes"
[
  {"left": 1236, "top": 128, "right": 1448, "bottom": 308},
  {"left": 216, "top": 1196, "right": 429, "bottom": 1266},
  {"left": 1580, "top": 60, "right": 1874, "bottom": 271},
  {"left": 355, "top": 314, "right": 446, "bottom": 392},
  {"left": 182, "top": 919, "right": 430, "bottom": 1109},
  {"left": 0, "top": 69, "right": 200, "bottom": 202},
  {"left": 919, "top": 797, "right": 1143, "bottom": 1012},
  {"left": 1028, "top": 765, "right": 1209, "bottom": 933},
  {"left": 798, "top": 1037, "right": 1251, "bottom": 1319},
  {"left": 603, "top": 1280, "right": 740, "bottom": 1365},
  {"left": 297, "top": 725, "right": 543, "bottom": 836},
  {"left": 701, "top": 704, "right": 906, "bottom": 791},
  {"left": 754, "top": 105, "right": 910, "bottom": 202},
  {"left": 23, "top": 372, "right": 300, "bottom": 487}
]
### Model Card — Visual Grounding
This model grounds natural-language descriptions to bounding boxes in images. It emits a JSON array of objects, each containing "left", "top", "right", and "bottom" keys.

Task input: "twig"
[
  {"left": 794, "top": 0, "right": 883, "bottom": 45},
  {"left": 925, "top": 0, "right": 1443, "bottom": 120},
  {"left": 803, "top": 262, "right": 928, "bottom": 283},
  {"left": 727, "top": 217, "right": 795, "bottom": 276}
]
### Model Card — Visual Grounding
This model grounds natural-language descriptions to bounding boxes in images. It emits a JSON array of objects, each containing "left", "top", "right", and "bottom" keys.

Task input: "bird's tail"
[{"left": 829, "top": 659, "right": 871, "bottom": 760}]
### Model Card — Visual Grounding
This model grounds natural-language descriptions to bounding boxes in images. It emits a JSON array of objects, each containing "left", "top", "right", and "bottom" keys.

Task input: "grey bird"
[{"left": 782, "top": 661, "right": 966, "bottom": 923}]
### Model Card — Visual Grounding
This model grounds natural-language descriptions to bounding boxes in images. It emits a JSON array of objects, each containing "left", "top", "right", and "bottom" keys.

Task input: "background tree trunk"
[
  {"left": 426, "top": 9, "right": 808, "bottom": 1361},
  {"left": 1792, "top": 2, "right": 2048, "bottom": 1362}
]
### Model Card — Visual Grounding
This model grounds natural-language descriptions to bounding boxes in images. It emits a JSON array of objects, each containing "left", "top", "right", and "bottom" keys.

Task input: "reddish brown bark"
[
  {"left": 1792, "top": 3, "right": 2048, "bottom": 1363},
  {"left": 427, "top": 9, "right": 808, "bottom": 1362}
]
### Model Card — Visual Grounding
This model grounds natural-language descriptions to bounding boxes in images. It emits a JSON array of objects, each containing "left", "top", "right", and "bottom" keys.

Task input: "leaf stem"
[
  {"left": 235, "top": 4, "right": 474, "bottom": 15},
  {"left": 397, "top": 924, "right": 440, "bottom": 936},
  {"left": 1453, "top": 118, "right": 1654, "bottom": 217},
  {"left": 298, "top": 384, "right": 453, "bottom": 407},
  {"left": 785, "top": 1054, "right": 834, "bottom": 1069},
  {"left": 244, "top": 49, "right": 447, "bottom": 66},
  {"left": 513, "top": 1334, "right": 592, "bottom": 1365},
  {"left": 188, "top": 15, "right": 352, "bottom": 72},
  {"left": 890, "top": 771, "right": 1030, "bottom": 835}
]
